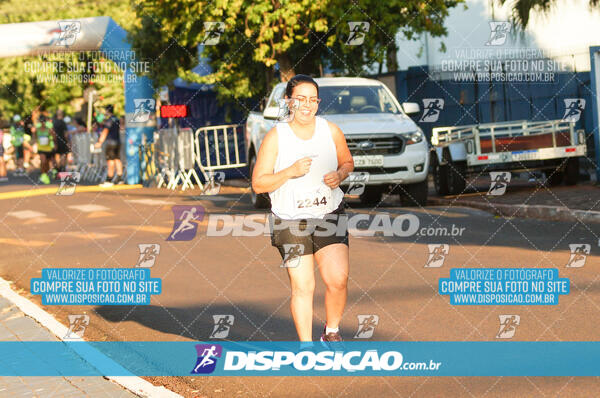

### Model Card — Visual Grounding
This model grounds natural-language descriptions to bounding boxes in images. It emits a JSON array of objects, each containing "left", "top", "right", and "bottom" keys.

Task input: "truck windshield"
[{"left": 316, "top": 85, "right": 401, "bottom": 115}]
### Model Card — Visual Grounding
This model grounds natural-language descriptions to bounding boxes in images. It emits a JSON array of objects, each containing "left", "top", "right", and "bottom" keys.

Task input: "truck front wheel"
[
  {"left": 399, "top": 179, "right": 428, "bottom": 207},
  {"left": 359, "top": 186, "right": 383, "bottom": 206}
]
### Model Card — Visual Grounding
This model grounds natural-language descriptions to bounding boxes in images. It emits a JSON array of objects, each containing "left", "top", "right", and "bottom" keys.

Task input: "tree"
[
  {"left": 497, "top": 0, "right": 599, "bottom": 28},
  {"left": 130, "top": 0, "right": 464, "bottom": 104}
]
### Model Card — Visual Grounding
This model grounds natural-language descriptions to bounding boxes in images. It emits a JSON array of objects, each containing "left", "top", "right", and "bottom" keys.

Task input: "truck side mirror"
[
  {"left": 263, "top": 107, "right": 280, "bottom": 119},
  {"left": 402, "top": 102, "right": 420, "bottom": 115}
]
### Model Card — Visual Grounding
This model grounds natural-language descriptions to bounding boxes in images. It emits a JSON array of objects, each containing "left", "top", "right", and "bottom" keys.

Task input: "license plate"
[
  {"left": 353, "top": 155, "right": 384, "bottom": 167},
  {"left": 511, "top": 150, "right": 538, "bottom": 161}
]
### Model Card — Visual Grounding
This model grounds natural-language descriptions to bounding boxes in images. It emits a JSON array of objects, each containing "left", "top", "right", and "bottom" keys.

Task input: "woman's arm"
[
  {"left": 251, "top": 127, "right": 313, "bottom": 194},
  {"left": 323, "top": 121, "right": 354, "bottom": 189}
]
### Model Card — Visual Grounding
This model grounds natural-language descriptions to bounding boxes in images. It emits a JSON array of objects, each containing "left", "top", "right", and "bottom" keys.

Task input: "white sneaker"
[{"left": 99, "top": 181, "right": 113, "bottom": 187}]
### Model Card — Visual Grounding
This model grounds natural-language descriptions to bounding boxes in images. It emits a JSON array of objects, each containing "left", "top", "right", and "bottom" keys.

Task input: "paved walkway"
[{"left": 0, "top": 296, "right": 138, "bottom": 398}]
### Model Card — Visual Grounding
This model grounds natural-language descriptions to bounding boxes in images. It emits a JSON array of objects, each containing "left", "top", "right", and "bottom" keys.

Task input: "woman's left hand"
[{"left": 323, "top": 171, "right": 341, "bottom": 189}]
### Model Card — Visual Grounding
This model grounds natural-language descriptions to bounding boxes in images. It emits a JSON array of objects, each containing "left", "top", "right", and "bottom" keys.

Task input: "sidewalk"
[
  {"left": 0, "top": 295, "right": 138, "bottom": 397},
  {"left": 428, "top": 178, "right": 600, "bottom": 223}
]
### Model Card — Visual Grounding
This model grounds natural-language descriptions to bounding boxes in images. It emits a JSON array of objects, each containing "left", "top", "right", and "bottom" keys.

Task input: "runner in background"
[
  {"left": 94, "top": 105, "right": 123, "bottom": 185},
  {"left": 0, "top": 120, "right": 7, "bottom": 183},
  {"left": 33, "top": 114, "right": 56, "bottom": 185},
  {"left": 8, "top": 115, "right": 32, "bottom": 176},
  {"left": 52, "top": 110, "right": 69, "bottom": 173}
]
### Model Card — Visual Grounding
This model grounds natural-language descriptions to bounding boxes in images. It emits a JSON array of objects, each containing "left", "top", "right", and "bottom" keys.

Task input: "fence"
[
  {"left": 148, "top": 124, "right": 247, "bottom": 191},
  {"left": 69, "top": 131, "right": 127, "bottom": 184}
]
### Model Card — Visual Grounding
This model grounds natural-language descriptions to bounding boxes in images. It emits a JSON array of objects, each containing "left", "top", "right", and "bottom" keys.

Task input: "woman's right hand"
[{"left": 287, "top": 157, "right": 312, "bottom": 178}]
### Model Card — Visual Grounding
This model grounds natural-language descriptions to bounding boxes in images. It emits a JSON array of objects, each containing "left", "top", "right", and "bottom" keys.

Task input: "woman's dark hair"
[{"left": 285, "top": 74, "right": 319, "bottom": 98}]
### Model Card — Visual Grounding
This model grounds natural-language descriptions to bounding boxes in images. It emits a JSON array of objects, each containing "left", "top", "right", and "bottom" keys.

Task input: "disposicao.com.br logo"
[
  {"left": 192, "top": 345, "right": 442, "bottom": 374},
  {"left": 168, "top": 205, "right": 465, "bottom": 240}
]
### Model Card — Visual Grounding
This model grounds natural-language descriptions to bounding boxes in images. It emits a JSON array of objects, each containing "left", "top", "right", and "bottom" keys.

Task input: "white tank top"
[{"left": 270, "top": 116, "right": 344, "bottom": 220}]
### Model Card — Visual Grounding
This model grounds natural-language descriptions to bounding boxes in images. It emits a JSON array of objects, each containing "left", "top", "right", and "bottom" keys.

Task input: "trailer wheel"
[
  {"left": 399, "top": 179, "right": 428, "bottom": 207},
  {"left": 545, "top": 168, "right": 564, "bottom": 187},
  {"left": 249, "top": 154, "right": 271, "bottom": 209},
  {"left": 432, "top": 155, "right": 449, "bottom": 195},
  {"left": 445, "top": 161, "right": 467, "bottom": 195},
  {"left": 564, "top": 157, "right": 579, "bottom": 185}
]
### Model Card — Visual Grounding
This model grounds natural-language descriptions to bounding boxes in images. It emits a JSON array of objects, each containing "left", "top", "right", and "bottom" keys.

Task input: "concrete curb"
[
  {"left": 0, "top": 277, "right": 183, "bottom": 398},
  {"left": 428, "top": 197, "right": 600, "bottom": 224}
]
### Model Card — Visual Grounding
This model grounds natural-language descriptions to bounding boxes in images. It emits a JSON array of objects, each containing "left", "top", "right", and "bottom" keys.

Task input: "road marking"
[
  {"left": 68, "top": 204, "right": 110, "bottom": 212},
  {"left": 0, "top": 184, "right": 142, "bottom": 200},
  {"left": 107, "top": 225, "right": 173, "bottom": 234},
  {"left": 6, "top": 210, "right": 46, "bottom": 219},
  {"left": 86, "top": 211, "right": 114, "bottom": 218},
  {"left": 0, "top": 277, "right": 183, "bottom": 398},
  {"left": 58, "top": 231, "right": 118, "bottom": 240},
  {"left": 0, "top": 238, "right": 49, "bottom": 247},
  {"left": 126, "top": 198, "right": 176, "bottom": 206},
  {"left": 23, "top": 217, "right": 56, "bottom": 225}
]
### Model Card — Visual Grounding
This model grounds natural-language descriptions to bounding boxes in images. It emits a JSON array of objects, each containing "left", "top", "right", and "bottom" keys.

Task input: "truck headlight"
[{"left": 404, "top": 130, "right": 423, "bottom": 145}]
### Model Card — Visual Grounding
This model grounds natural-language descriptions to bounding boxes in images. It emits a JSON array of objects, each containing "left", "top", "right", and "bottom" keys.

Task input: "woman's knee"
[
  {"left": 325, "top": 277, "right": 347, "bottom": 292},
  {"left": 290, "top": 280, "right": 315, "bottom": 297}
]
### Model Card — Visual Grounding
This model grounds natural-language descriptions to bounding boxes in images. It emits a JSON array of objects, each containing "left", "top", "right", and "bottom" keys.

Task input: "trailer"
[{"left": 430, "top": 119, "right": 587, "bottom": 195}]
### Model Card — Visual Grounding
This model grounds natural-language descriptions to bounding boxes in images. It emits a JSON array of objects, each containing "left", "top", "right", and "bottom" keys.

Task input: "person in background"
[
  {"left": 52, "top": 110, "right": 69, "bottom": 173},
  {"left": 0, "top": 121, "right": 7, "bottom": 183},
  {"left": 33, "top": 114, "right": 56, "bottom": 185},
  {"left": 94, "top": 105, "right": 123, "bottom": 185},
  {"left": 8, "top": 115, "right": 32, "bottom": 176}
]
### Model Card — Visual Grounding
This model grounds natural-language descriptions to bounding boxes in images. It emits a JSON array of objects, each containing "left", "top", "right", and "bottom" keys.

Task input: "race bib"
[
  {"left": 293, "top": 185, "right": 333, "bottom": 213},
  {"left": 38, "top": 136, "right": 49, "bottom": 146}
]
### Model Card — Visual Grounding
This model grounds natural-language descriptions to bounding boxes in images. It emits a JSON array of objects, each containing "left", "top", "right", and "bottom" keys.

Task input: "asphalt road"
[{"left": 1, "top": 182, "right": 599, "bottom": 397}]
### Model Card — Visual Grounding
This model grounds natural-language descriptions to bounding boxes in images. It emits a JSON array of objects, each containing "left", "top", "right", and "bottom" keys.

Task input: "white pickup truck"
[{"left": 245, "top": 77, "right": 430, "bottom": 208}]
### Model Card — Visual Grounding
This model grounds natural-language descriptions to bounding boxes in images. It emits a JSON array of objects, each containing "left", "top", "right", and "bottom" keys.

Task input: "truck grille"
[{"left": 346, "top": 135, "right": 404, "bottom": 155}]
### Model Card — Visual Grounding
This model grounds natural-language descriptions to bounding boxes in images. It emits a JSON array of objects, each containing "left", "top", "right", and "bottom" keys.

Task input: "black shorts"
[
  {"left": 38, "top": 151, "right": 53, "bottom": 157},
  {"left": 55, "top": 135, "right": 69, "bottom": 155},
  {"left": 15, "top": 146, "right": 24, "bottom": 159},
  {"left": 270, "top": 201, "right": 349, "bottom": 260},
  {"left": 105, "top": 141, "right": 121, "bottom": 160}
]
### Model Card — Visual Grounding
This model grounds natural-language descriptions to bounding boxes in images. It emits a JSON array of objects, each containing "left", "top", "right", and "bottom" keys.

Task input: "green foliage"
[
  {"left": 130, "top": 0, "right": 464, "bottom": 105},
  {"left": 495, "top": 0, "right": 599, "bottom": 28}
]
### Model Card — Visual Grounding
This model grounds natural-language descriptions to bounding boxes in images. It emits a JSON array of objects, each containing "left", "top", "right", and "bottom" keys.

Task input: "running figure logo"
[
  {"left": 425, "top": 244, "right": 449, "bottom": 268},
  {"left": 56, "top": 21, "right": 81, "bottom": 46},
  {"left": 281, "top": 243, "right": 304, "bottom": 268},
  {"left": 202, "top": 22, "right": 225, "bottom": 45},
  {"left": 191, "top": 344, "right": 223, "bottom": 374},
  {"left": 347, "top": 172, "right": 369, "bottom": 195},
  {"left": 496, "top": 315, "right": 520, "bottom": 339},
  {"left": 566, "top": 243, "right": 590, "bottom": 268},
  {"left": 277, "top": 98, "right": 299, "bottom": 122},
  {"left": 64, "top": 314, "right": 89, "bottom": 339},
  {"left": 167, "top": 206, "right": 204, "bottom": 241},
  {"left": 56, "top": 171, "right": 81, "bottom": 196},
  {"left": 354, "top": 314, "right": 379, "bottom": 338},
  {"left": 419, "top": 99, "right": 444, "bottom": 122},
  {"left": 130, "top": 98, "right": 156, "bottom": 123},
  {"left": 210, "top": 315, "right": 235, "bottom": 339},
  {"left": 202, "top": 171, "right": 225, "bottom": 195},
  {"left": 485, "top": 21, "right": 511, "bottom": 46},
  {"left": 136, "top": 244, "right": 161, "bottom": 267},
  {"left": 346, "top": 22, "right": 370, "bottom": 45},
  {"left": 562, "top": 99, "right": 586, "bottom": 122},
  {"left": 487, "top": 171, "right": 511, "bottom": 196}
]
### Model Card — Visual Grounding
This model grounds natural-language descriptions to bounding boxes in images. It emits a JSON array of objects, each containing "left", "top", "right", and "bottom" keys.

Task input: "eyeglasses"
[{"left": 290, "top": 96, "right": 321, "bottom": 106}]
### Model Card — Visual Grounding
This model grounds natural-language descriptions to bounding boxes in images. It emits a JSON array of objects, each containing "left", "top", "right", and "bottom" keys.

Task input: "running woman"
[{"left": 252, "top": 74, "right": 354, "bottom": 343}]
